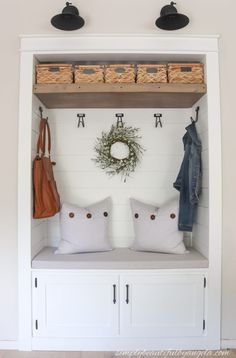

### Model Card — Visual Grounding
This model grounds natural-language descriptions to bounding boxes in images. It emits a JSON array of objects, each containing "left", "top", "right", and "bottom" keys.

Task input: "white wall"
[{"left": 0, "top": 0, "right": 235, "bottom": 343}]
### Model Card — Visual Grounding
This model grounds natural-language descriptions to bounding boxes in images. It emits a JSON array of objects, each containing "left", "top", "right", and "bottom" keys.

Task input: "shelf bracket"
[{"left": 77, "top": 113, "right": 85, "bottom": 128}]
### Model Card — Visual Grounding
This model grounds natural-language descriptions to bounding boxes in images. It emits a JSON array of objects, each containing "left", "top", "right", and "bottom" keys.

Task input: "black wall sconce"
[
  {"left": 51, "top": 2, "right": 85, "bottom": 31},
  {"left": 155, "top": 2, "right": 189, "bottom": 30}
]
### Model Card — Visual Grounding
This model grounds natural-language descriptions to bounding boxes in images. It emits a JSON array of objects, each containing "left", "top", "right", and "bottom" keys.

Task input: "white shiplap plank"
[
  {"left": 51, "top": 132, "right": 186, "bottom": 157},
  {"left": 193, "top": 222, "right": 209, "bottom": 241},
  {"left": 31, "top": 220, "right": 47, "bottom": 258},
  {"left": 199, "top": 188, "right": 209, "bottom": 208},
  {"left": 53, "top": 154, "right": 183, "bottom": 173},
  {"left": 49, "top": 108, "right": 190, "bottom": 126},
  {"left": 57, "top": 187, "right": 179, "bottom": 206},
  {"left": 31, "top": 217, "right": 46, "bottom": 229},
  {"left": 195, "top": 206, "right": 209, "bottom": 227},
  {"left": 200, "top": 130, "right": 209, "bottom": 151},
  {"left": 202, "top": 149, "right": 209, "bottom": 170},
  {"left": 202, "top": 168, "right": 209, "bottom": 189},
  {"left": 55, "top": 170, "right": 178, "bottom": 190}
]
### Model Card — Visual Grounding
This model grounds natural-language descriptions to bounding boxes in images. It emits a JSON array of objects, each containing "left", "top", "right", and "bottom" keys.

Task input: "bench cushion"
[{"left": 32, "top": 246, "right": 208, "bottom": 270}]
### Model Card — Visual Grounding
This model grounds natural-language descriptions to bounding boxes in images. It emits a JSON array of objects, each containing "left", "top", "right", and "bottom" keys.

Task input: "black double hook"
[
  {"left": 154, "top": 113, "right": 163, "bottom": 128},
  {"left": 77, "top": 113, "right": 85, "bottom": 128},
  {"left": 116, "top": 113, "right": 124, "bottom": 128},
  {"left": 191, "top": 106, "right": 200, "bottom": 124}
]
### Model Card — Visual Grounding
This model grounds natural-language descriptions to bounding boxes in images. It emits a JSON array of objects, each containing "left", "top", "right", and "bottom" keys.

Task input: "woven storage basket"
[
  {"left": 137, "top": 64, "right": 167, "bottom": 83},
  {"left": 105, "top": 64, "right": 135, "bottom": 83},
  {"left": 168, "top": 63, "right": 204, "bottom": 84},
  {"left": 36, "top": 64, "right": 73, "bottom": 84},
  {"left": 74, "top": 65, "right": 104, "bottom": 83}
]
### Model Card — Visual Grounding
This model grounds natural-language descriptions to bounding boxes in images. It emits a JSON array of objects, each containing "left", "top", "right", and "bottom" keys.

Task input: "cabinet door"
[
  {"left": 120, "top": 274, "right": 205, "bottom": 337},
  {"left": 32, "top": 273, "right": 119, "bottom": 337}
]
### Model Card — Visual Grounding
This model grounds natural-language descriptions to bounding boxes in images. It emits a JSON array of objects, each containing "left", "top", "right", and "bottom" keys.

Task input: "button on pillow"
[
  {"left": 55, "top": 198, "right": 112, "bottom": 254},
  {"left": 130, "top": 198, "right": 187, "bottom": 254}
]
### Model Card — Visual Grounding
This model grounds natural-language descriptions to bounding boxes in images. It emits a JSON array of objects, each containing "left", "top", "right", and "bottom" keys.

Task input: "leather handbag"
[{"left": 33, "top": 117, "right": 60, "bottom": 219}]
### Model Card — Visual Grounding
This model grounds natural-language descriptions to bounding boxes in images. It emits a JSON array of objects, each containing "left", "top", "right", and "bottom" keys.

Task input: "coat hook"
[
  {"left": 39, "top": 106, "right": 43, "bottom": 119},
  {"left": 77, "top": 113, "right": 85, "bottom": 127},
  {"left": 116, "top": 113, "right": 124, "bottom": 128},
  {"left": 154, "top": 113, "right": 163, "bottom": 128},
  {"left": 191, "top": 106, "right": 200, "bottom": 123},
  {"left": 39, "top": 106, "right": 48, "bottom": 121}
]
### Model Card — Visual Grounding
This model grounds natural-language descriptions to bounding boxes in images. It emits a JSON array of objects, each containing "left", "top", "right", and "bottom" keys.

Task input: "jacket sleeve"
[
  {"left": 173, "top": 160, "right": 184, "bottom": 192},
  {"left": 189, "top": 145, "right": 202, "bottom": 205}
]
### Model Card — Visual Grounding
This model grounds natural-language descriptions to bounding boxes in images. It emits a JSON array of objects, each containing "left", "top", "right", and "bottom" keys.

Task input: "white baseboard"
[
  {"left": 0, "top": 340, "right": 18, "bottom": 350},
  {"left": 221, "top": 339, "right": 236, "bottom": 349}
]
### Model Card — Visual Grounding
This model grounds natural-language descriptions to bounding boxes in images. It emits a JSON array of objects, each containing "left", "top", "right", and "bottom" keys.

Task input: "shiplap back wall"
[
  {"left": 45, "top": 107, "right": 198, "bottom": 250},
  {"left": 193, "top": 96, "right": 209, "bottom": 257}
]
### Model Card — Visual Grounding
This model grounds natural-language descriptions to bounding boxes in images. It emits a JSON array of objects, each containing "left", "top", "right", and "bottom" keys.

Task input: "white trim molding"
[
  {"left": 19, "top": 34, "right": 219, "bottom": 53},
  {"left": 18, "top": 34, "right": 222, "bottom": 351},
  {"left": 0, "top": 340, "right": 18, "bottom": 350},
  {"left": 221, "top": 340, "right": 236, "bottom": 349}
]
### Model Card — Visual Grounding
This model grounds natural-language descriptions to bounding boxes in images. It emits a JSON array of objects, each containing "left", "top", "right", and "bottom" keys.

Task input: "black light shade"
[
  {"left": 51, "top": 2, "right": 85, "bottom": 31},
  {"left": 155, "top": 2, "right": 189, "bottom": 30}
]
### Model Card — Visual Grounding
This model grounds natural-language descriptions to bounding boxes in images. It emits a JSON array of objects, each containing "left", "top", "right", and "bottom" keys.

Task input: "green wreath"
[{"left": 93, "top": 124, "right": 144, "bottom": 179}]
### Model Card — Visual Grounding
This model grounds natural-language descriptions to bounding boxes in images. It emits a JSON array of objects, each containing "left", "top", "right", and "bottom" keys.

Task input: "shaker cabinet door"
[
  {"left": 32, "top": 273, "right": 119, "bottom": 337},
  {"left": 120, "top": 274, "right": 205, "bottom": 337}
]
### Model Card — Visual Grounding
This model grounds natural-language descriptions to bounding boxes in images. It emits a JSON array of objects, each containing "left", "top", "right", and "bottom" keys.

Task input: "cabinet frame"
[
  {"left": 18, "top": 35, "right": 221, "bottom": 350},
  {"left": 32, "top": 270, "right": 207, "bottom": 344}
]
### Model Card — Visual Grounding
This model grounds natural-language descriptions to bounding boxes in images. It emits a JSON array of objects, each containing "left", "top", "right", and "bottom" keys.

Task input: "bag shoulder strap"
[
  {"left": 45, "top": 120, "right": 51, "bottom": 156},
  {"left": 36, "top": 118, "right": 51, "bottom": 156}
]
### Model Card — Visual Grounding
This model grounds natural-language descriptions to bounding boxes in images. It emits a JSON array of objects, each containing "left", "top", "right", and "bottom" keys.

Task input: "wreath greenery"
[{"left": 93, "top": 124, "right": 144, "bottom": 179}]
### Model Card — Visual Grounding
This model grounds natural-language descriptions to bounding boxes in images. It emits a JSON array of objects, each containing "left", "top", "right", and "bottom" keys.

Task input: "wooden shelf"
[{"left": 33, "top": 83, "right": 207, "bottom": 109}]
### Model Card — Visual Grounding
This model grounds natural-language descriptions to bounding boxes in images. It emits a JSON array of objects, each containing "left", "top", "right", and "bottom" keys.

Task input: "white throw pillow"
[
  {"left": 55, "top": 198, "right": 112, "bottom": 254},
  {"left": 130, "top": 198, "right": 187, "bottom": 254}
]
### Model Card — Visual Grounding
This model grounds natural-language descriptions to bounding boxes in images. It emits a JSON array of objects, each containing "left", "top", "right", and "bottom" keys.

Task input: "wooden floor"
[
  {"left": 0, "top": 353, "right": 113, "bottom": 358},
  {"left": 0, "top": 351, "right": 234, "bottom": 358}
]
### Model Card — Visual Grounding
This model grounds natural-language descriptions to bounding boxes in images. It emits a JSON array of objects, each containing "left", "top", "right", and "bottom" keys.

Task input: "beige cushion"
[
  {"left": 130, "top": 198, "right": 187, "bottom": 254},
  {"left": 56, "top": 198, "right": 112, "bottom": 254},
  {"left": 32, "top": 247, "right": 208, "bottom": 270}
]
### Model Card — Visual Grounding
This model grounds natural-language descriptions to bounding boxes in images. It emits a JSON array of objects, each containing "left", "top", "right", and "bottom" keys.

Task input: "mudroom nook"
[{"left": 18, "top": 35, "right": 221, "bottom": 351}]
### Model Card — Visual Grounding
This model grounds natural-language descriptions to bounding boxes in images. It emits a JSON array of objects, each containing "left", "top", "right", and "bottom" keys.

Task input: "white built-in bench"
[
  {"left": 32, "top": 246, "right": 208, "bottom": 270},
  {"left": 31, "top": 246, "right": 208, "bottom": 345}
]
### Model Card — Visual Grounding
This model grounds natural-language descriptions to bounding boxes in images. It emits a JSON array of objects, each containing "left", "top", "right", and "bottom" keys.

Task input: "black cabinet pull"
[
  {"left": 113, "top": 284, "right": 116, "bottom": 304},
  {"left": 126, "top": 284, "right": 129, "bottom": 304}
]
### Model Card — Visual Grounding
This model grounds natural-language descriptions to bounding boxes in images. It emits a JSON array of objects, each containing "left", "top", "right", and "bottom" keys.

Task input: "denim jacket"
[{"left": 173, "top": 122, "right": 202, "bottom": 232}]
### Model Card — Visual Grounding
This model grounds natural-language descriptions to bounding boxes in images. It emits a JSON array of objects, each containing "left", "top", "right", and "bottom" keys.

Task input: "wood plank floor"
[
  {"left": 0, "top": 351, "right": 234, "bottom": 358},
  {"left": 0, "top": 353, "right": 113, "bottom": 358}
]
